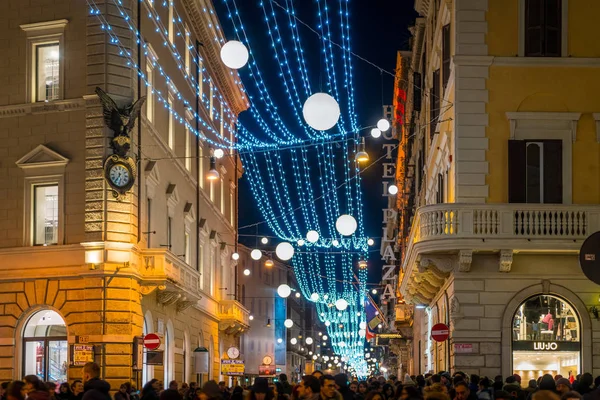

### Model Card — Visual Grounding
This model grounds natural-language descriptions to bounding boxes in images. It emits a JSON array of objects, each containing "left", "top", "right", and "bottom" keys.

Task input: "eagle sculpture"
[{"left": 95, "top": 87, "right": 146, "bottom": 156}]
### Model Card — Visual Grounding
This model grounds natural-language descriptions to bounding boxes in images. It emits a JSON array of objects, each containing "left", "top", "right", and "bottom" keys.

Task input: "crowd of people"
[{"left": 3, "top": 364, "right": 600, "bottom": 400}]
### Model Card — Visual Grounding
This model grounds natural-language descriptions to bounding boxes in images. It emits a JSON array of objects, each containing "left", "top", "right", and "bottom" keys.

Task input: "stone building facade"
[
  {"left": 395, "top": 0, "right": 600, "bottom": 379},
  {"left": 0, "top": 0, "right": 248, "bottom": 389}
]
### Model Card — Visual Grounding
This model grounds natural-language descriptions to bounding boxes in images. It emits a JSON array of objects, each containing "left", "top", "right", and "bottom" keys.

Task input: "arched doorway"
[
  {"left": 22, "top": 310, "right": 67, "bottom": 382},
  {"left": 512, "top": 294, "right": 581, "bottom": 381}
]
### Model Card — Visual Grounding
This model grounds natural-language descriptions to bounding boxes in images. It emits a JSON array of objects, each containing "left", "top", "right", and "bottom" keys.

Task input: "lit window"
[
  {"left": 185, "top": 124, "right": 191, "bottom": 171},
  {"left": 33, "top": 185, "right": 58, "bottom": 245},
  {"left": 168, "top": 94, "right": 174, "bottom": 150},
  {"left": 209, "top": 180, "right": 214, "bottom": 203},
  {"left": 35, "top": 43, "right": 60, "bottom": 102},
  {"left": 168, "top": 1, "right": 174, "bottom": 45},
  {"left": 184, "top": 232, "right": 190, "bottom": 264},
  {"left": 185, "top": 26, "right": 191, "bottom": 75},
  {"left": 198, "top": 243, "right": 204, "bottom": 287},
  {"left": 220, "top": 107, "right": 224, "bottom": 137},
  {"left": 209, "top": 82, "right": 214, "bottom": 119},
  {"left": 146, "top": 62, "right": 154, "bottom": 122},
  {"left": 229, "top": 183, "right": 234, "bottom": 224}
]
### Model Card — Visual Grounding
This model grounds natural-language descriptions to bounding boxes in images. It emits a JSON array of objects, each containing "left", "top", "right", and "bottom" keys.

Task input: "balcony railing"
[
  {"left": 141, "top": 249, "right": 200, "bottom": 296},
  {"left": 413, "top": 204, "right": 600, "bottom": 244},
  {"left": 218, "top": 300, "right": 250, "bottom": 325}
]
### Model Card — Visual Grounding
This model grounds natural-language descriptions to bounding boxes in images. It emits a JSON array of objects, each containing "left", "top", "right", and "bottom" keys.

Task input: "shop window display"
[
  {"left": 512, "top": 295, "right": 580, "bottom": 384},
  {"left": 23, "top": 310, "right": 68, "bottom": 382}
]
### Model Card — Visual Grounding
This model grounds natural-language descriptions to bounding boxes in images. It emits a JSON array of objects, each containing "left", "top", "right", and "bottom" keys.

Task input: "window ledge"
[
  {"left": 506, "top": 112, "right": 582, "bottom": 142},
  {"left": 20, "top": 19, "right": 68, "bottom": 35}
]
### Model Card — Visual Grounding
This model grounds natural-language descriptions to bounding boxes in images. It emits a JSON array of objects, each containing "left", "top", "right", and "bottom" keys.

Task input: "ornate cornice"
[{"left": 0, "top": 98, "right": 85, "bottom": 119}]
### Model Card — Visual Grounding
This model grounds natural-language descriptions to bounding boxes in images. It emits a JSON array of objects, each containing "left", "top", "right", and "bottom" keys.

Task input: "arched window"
[
  {"left": 164, "top": 320, "right": 175, "bottom": 388},
  {"left": 512, "top": 294, "right": 581, "bottom": 378},
  {"left": 143, "top": 311, "right": 155, "bottom": 384},
  {"left": 183, "top": 331, "right": 190, "bottom": 383},
  {"left": 23, "top": 310, "right": 67, "bottom": 382}
]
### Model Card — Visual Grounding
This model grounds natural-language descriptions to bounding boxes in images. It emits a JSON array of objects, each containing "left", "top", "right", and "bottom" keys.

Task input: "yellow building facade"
[
  {"left": 0, "top": 0, "right": 248, "bottom": 390},
  {"left": 396, "top": 0, "right": 600, "bottom": 378}
]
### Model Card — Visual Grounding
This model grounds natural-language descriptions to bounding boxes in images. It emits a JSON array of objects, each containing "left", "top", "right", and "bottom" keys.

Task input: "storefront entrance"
[
  {"left": 512, "top": 294, "right": 580, "bottom": 382},
  {"left": 22, "top": 310, "right": 68, "bottom": 382}
]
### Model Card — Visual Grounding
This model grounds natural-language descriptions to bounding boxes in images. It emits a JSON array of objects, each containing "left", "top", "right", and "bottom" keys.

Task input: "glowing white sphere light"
[
  {"left": 302, "top": 93, "right": 340, "bottom": 131},
  {"left": 310, "top": 293, "right": 319, "bottom": 301},
  {"left": 277, "top": 338, "right": 283, "bottom": 343},
  {"left": 335, "top": 298, "right": 349, "bottom": 311},
  {"left": 312, "top": 355, "right": 318, "bottom": 360},
  {"left": 367, "top": 238, "right": 375, "bottom": 246},
  {"left": 261, "top": 237, "right": 269, "bottom": 245},
  {"left": 220, "top": 40, "right": 249, "bottom": 69},
  {"left": 370, "top": 128, "right": 382, "bottom": 138},
  {"left": 322, "top": 335, "right": 328, "bottom": 340},
  {"left": 277, "top": 284, "right": 292, "bottom": 298},
  {"left": 306, "top": 230, "right": 319, "bottom": 243},
  {"left": 284, "top": 319, "right": 294, "bottom": 328},
  {"left": 377, "top": 119, "right": 391, "bottom": 132},
  {"left": 249, "top": 315, "right": 254, "bottom": 320},
  {"left": 359, "top": 322, "right": 367, "bottom": 330},
  {"left": 243, "top": 269, "right": 251, "bottom": 276},
  {"left": 290, "top": 338, "right": 297, "bottom": 345},
  {"left": 231, "top": 252, "right": 240, "bottom": 260},
  {"left": 297, "top": 239, "right": 305, "bottom": 246},
  {"left": 332, "top": 239, "right": 339, "bottom": 247},
  {"left": 388, "top": 184, "right": 399, "bottom": 195},
  {"left": 213, "top": 148, "right": 225, "bottom": 159},
  {"left": 250, "top": 249, "right": 262, "bottom": 260},
  {"left": 275, "top": 242, "right": 295, "bottom": 261},
  {"left": 325, "top": 321, "right": 331, "bottom": 326},
  {"left": 295, "top": 292, "right": 301, "bottom": 298},
  {"left": 335, "top": 214, "right": 357, "bottom": 236},
  {"left": 305, "top": 337, "right": 313, "bottom": 345},
  {"left": 358, "top": 329, "right": 366, "bottom": 337}
]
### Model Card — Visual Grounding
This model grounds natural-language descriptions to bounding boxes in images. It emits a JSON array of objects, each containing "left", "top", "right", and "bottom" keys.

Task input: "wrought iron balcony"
[{"left": 218, "top": 300, "right": 250, "bottom": 335}]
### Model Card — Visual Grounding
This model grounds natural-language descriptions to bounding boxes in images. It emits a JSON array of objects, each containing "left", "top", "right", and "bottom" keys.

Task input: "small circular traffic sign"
[
  {"left": 580, "top": 232, "right": 600, "bottom": 285},
  {"left": 431, "top": 323, "right": 449, "bottom": 342},
  {"left": 144, "top": 333, "right": 161, "bottom": 350}
]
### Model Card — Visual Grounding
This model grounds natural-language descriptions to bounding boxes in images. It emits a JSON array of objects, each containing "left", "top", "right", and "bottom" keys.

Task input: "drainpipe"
[{"left": 195, "top": 40, "right": 201, "bottom": 276}]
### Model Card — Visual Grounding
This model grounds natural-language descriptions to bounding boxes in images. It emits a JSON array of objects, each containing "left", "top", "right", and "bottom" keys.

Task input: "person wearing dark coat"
[
  {"left": 576, "top": 374, "right": 594, "bottom": 397},
  {"left": 335, "top": 374, "right": 355, "bottom": 400},
  {"left": 141, "top": 380, "right": 161, "bottom": 400},
  {"left": 230, "top": 387, "right": 243, "bottom": 400},
  {"left": 23, "top": 376, "right": 51, "bottom": 400},
  {"left": 82, "top": 362, "right": 111, "bottom": 400}
]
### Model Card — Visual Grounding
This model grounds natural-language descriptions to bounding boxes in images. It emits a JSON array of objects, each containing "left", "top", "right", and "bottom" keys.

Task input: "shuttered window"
[
  {"left": 430, "top": 69, "right": 440, "bottom": 141},
  {"left": 525, "top": 0, "right": 562, "bottom": 57},
  {"left": 508, "top": 139, "right": 562, "bottom": 203}
]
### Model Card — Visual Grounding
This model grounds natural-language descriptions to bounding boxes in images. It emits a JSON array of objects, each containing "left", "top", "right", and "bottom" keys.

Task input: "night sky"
[{"left": 214, "top": 1, "right": 417, "bottom": 285}]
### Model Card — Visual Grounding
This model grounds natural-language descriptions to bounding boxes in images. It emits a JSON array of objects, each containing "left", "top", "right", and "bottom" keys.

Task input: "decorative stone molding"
[
  {"left": 458, "top": 250, "right": 473, "bottom": 272},
  {"left": 499, "top": 249, "right": 513, "bottom": 272},
  {"left": 16, "top": 144, "right": 70, "bottom": 173},
  {"left": 139, "top": 283, "right": 166, "bottom": 296},
  {"left": 157, "top": 290, "right": 182, "bottom": 306},
  {"left": 176, "top": 299, "right": 197, "bottom": 313},
  {"left": 418, "top": 255, "right": 455, "bottom": 273},
  {"left": 0, "top": 98, "right": 85, "bottom": 119},
  {"left": 145, "top": 161, "right": 160, "bottom": 200},
  {"left": 506, "top": 112, "right": 581, "bottom": 142},
  {"left": 541, "top": 279, "right": 551, "bottom": 294},
  {"left": 450, "top": 296, "right": 463, "bottom": 321},
  {"left": 166, "top": 184, "right": 180, "bottom": 217}
]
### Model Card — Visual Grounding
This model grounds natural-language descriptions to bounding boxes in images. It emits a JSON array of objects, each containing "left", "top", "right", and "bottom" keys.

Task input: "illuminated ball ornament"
[
  {"left": 277, "top": 284, "right": 292, "bottom": 298},
  {"left": 335, "top": 298, "right": 349, "bottom": 311},
  {"left": 297, "top": 239, "right": 305, "bottom": 246},
  {"left": 302, "top": 92, "right": 340, "bottom": 131},
  {"left": 370, "top": 128, "right": 382, "bottom": 138},
  {"left": 388, "top": 184, "right": 399, "bottom": 195},
  {"left": 306, "top": 230, "right": 319, "bottom": 243},
  {"left": 336, "top": 214, "right": 357, "bottom": 236},
  {"left": 325, "top": 320, "right": 331, "bottom": 327},
  {"left": 295, "top": 292, "right": 301, "bottom": 298},
  {"left": 310, "top": 293, "right": 319, "bottom": 301},
  {"left": 358, "top": 329, "right": 366, "bottom": 337},
  {"left": 284, "top": 319, "right": 294, "bottom": 328},
  {"left": 220, "top": 40, "right": 249, "bottom": 69},
  {"left": 275, "top": 242, "right": 294, "bottom": 261},
  {"left": 277, "top": 338, "right": 283, "bottom": 344},
  {"left": 359, "top": 322, "right": 367, "bottom": 330},
  {"left": 290, "top": 338, "right": 298, "bottom": 345},
  {"left": 213, "top": 148, "right": 225, "bottom": 159},
  {"left": 243, "top": 269, "right": 251, "bottom": 276},
  {"left": 377, "top": 118, "right": 391, "bottom": 132},
  {"left": 231, "top": 252, "right": 240, "bottom": 260},
  {"left": 305, "top": 337, "right": 313, "bottom": 345},
  {"left": 367, "top": 238, "right": 375, "bottom": 246},
  {"left": 332, "top": 239, "right": 339, "bottom": 247},
  {"left": 261, "top": 237, "right": 269, "bottom": 245},
  {"left": 250, "top": 249, "right": 262, "bottom": 260},
  {"left": 312, "top": 355, "right": 318, "bottom": 360},
  {"left": 249, "top": 315, "right": 254, "bottom": 321},
  {"left": 372, "top": 289, "right": 378, "bottom": 294}
]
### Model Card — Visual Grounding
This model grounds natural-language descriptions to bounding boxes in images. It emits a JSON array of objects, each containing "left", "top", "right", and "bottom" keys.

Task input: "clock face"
[
  {"left": 263, "top": 355, "right": 272, "bottom": 365},
  {"left": 227, "top": 347, "right": 240, "bottom": 359},
  {"left": 109, "top": 164, "right": 130, "bottom": 188}
]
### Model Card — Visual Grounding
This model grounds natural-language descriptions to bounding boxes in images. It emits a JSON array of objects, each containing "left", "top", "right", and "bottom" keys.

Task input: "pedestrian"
[
  {"left": 2, "top": 382, "right": 11, "bottom": 400},
  {"left": 115, "top": 385, "right": 131, "bottom": 400},
  {"left": 364, "top": 393, "right": 383, "bottom": 400},
  {"left": 349, "top": 383, "right": 358, "bottom": 396},
  {"left": 141, "top": 380, "right": 160, "bottom": 400},
  {"left": 335, "top": 375, "right": 354, "bottom": 400},
  {"left": 82, "top": 362, "right": 111, "bottom": 399},
  {"left": 6, "top": 381, "right": 25, "bottom": 400},
  {"left": 532, "top": 391, "right": 560, "bottom": 400},
  {"left": 249, "top": 379, "right": 271, "bottom": 400},
  {"left": 297, "top": 376, "right": 320, "bottom": 400},
  {"left": 453, "top": 382, "right": 477, "bottom": 400},
  {"left": 46, "top": 383, "right": 57, "bottom": 400},
  {"left": 57, "top": 384, "right": 72, "bottom": 400},
  {"left": 313, "top": 373, "right": 324, "bottom": 381},
  {"left": 357, "top": 383, "right": 368, "bottom": 398},
  {"left": 230, "top": 388, "right": 243, "bottom": 400},
  {"left": 563, "top": 393, "right": 582, "bottom": 400},
  {"left": 576, "top": 375, "right": 594, "bottom": 396},
  {"left": 493, "top": 378, "right": 504, "bottom": 393},
  {"left": 476, "top": 378, "right": 492, "bottom": 400},
  {"left": 556, "top": 380, "right": 572, "bottom": 397},
  {"left": 160, "top": 388, "right": 182, "bottom": 400},
  {"left": 526, "top": 381, "right": 538, "bottom": 395},
  {"left": 71, "top": 381, "right": 84, "bottom": 400},
  {"left": 23, "top": 376, "right": 50, "bottom": 400},
  {"left": 319, "top": 376, "right": 341, "bottom": 400},
  {"left": 382, "top": 385, "right": 394, "bottom": 400},
  {"left": 469, "top": 377, "right": 479, "bottom": 395},
  {"left": 400, "top": 386, "right": 422, "bottom": 400},
  {"left": 280, "top": 376, "right": 293, "bottom": 397}
]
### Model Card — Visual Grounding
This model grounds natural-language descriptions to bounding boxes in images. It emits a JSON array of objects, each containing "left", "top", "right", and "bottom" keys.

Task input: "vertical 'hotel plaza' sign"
[{"left": 380, "top": 52, "right": 409, "bottom": 301}]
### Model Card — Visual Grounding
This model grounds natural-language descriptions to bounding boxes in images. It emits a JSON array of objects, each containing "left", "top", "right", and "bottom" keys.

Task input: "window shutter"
[
  {"left": 525, "top": 0, "right": 544, "bottom": 56},
  {"left": 544, "top": 0, "right": 562, "bottom": 56},
  {"left": 442, "top": 24, "right": 451, "bottom": 91},
  {"left": 508, "top": 140, "right": 527, "bottom": 203},
  {"left": 543, "top": 139, "right": 563, "bottom": 203}
]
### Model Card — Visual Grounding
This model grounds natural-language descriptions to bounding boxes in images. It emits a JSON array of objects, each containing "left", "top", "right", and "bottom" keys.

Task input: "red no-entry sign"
[
  {"left": 144, "top": 333, "right": 161, "bottom": 350},
  {"left": 431, "top": 323, "right": 449, "bottom": 342}
]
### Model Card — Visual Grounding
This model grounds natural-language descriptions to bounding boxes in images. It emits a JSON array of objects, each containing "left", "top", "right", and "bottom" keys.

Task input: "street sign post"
[
  {"left": 144, "top": 333, "right": 161, "bottom": 350},
  {"left": 431, "top": 323, "right": 449, "bottom": 342}
]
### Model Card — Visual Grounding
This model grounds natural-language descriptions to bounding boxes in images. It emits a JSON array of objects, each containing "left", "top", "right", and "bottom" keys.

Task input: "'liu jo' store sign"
[{"left": 512, "top": 341, "right": 580, "bottom": 352}]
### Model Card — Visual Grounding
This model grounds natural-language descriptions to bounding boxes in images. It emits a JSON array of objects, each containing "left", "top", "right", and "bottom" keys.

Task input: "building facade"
[
  {"left": 0, "top": 0, "right": 248, "bottom": 389},
  {"left": 395, "top": 0, "right": 600, "bottom": 380}
]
